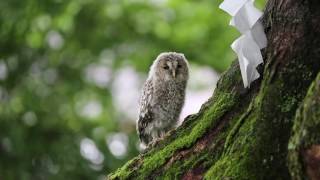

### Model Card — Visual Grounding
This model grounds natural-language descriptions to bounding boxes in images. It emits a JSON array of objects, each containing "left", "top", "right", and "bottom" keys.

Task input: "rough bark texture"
[
  {"left": 108, "top": 0, "right": 320, "bottom": 179},
  {"left": 288, "top": 73, "right": 320, "bottom": 180}
]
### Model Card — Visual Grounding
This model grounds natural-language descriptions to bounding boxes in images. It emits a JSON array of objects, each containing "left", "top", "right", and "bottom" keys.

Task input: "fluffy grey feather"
[{"left": 137, "top": 52, "right": 189, "bottom": 146}]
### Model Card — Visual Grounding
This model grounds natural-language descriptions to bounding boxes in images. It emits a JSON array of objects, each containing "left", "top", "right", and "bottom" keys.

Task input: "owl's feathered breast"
[{"left": 137, "top": 78, "right": 186, "bottom": 144}]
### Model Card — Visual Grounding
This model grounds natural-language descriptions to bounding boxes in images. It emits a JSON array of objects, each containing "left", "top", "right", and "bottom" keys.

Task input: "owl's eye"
[
  {"left": 163, "top": 66, "right": 169, "bottom": 70},
  {"left": 177, "top": 65, "right": 182, "bottom": 68}
]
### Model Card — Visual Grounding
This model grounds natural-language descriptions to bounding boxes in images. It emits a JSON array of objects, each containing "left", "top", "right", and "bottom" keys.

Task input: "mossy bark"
[
  {"left": 288, "top": 72, "right": 320, "bottom": 180},
  {"left": 108, "top": 0, "right": 320, "bottom": 179}
]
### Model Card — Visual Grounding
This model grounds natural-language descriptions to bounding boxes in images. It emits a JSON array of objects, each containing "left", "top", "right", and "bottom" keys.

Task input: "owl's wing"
[{"left": 137, "top": 79, "right": 154, "bottom": 145}]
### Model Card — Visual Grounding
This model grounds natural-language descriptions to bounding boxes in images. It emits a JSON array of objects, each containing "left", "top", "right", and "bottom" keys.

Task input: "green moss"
[
  {"left": 204, "top": 111, "right": 259, "bottom": 180},
  {"left": 108, "top": 92, "right": 238, "bottom": 179},
  {"left": 162, "top": 153, "right": 198, "bottom": 179},
  {"left": 280, "top": 96, "right": 297, "bottom": 113},
  {"left": 138, "top": 93, "right": 237, "bottom": 178},
  {"left": 224, "top": 102, "right": 254, "bottom": 150},
  {"left": 204, "top": 63, "right": 309, "bottom": 179},
  {"left": 107, "top": 158, "right": 139, "bottom": 180},
  {"left": 107, "top": 61, "right": 245, "bottom": 179},
  {"left": 288, "top": 72, "right": 320, "bottom": 179},
  {"left": 161, "top": 131, "right": 228, "bottom": 179}
]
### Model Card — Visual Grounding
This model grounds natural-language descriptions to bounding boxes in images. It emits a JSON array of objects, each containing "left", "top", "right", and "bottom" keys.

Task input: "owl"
[{"left": 137, "top": 52, "right": 189, "bottom": 146}]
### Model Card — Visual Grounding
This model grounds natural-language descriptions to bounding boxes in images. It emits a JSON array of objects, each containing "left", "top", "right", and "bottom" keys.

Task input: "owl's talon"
[
  {"left": 166, "top": 129, "right": 176, "bottom": 136},
  {"left": 146, "top": 141, "right": 156, "bottom": 148},
  {"left": 148, "top": 136, "right": 165, "bottom": 148}
]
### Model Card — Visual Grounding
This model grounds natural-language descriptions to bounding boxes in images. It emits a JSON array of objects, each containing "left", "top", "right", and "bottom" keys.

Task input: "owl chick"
[{"left": 137, "top": 52, "right": 189, "bottom": 146}]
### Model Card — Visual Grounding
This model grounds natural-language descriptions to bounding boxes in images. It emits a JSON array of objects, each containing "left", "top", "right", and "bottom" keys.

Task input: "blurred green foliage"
[{"left": 0, "top": 0, "right": 265, "bottom": 179}]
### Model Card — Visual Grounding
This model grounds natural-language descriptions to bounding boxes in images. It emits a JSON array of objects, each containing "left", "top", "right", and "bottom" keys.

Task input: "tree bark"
[
  {"left": 108, "top": 0, "right": 320, "bottom": 179},
  {"left": 288, "top": 72, "right": 320, "bottom": 180}
]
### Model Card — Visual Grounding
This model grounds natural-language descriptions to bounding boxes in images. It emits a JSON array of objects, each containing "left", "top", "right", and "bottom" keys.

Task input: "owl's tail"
[
  {"left": 137, "top": 117, "right": 152, "bottom": 146},
  {"left": 137, "top": 125, "right": 152, "bottom": 146}
]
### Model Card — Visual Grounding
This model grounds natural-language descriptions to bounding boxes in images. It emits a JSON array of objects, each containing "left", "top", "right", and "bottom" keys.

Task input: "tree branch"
[{"left": 108, "top": 0, "right": 320, "bottom": 179}]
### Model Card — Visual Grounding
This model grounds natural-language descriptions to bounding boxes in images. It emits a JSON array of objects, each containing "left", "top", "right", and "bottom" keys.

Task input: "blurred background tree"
[{"left": 0, "top": 0, "right": 265, "bottom": 179}]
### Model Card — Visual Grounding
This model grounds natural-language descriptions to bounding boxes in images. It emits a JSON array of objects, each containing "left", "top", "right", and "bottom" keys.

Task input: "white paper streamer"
[{"left": 219, "top": 0, "right": 267, "bottom": 88}]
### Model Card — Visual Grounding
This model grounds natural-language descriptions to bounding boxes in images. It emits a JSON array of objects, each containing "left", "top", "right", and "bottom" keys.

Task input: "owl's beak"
[{"left": 172, "top": 70, "right": 176, "bottom": 78}]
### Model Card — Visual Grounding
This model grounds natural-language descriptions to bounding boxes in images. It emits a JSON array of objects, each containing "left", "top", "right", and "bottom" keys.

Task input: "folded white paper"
[
  {"left": 231, "top": 33, "right": 263, "bottom": 87},
  {"left": 220, "top": 0, "right": 267, "bottom": 88},
  {"left": 250, "top": 21, "right": 267, "bottom": 49},
  {"left": 229, "top": 1, "right": 263, "bottom": 34},
  {"left": 219, "top": 0, "right": 248, "bottom": 16}
]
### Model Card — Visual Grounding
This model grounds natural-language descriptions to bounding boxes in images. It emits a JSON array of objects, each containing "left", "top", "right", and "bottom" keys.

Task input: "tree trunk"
[{"left": 108, "top": 0, "right": 320, "bottom": 179}]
